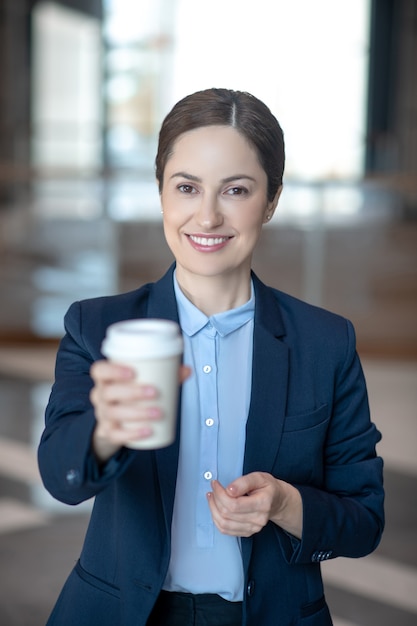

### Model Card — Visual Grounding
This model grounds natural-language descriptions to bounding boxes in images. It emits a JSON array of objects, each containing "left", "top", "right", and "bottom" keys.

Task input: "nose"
[{"left": 195, "top": 192, "right": 224, "bottom": 229}]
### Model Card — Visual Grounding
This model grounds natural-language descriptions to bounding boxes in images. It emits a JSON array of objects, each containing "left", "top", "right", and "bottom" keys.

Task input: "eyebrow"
[{"left": 169, "top": 171, "right": 256, "bottom": 184}]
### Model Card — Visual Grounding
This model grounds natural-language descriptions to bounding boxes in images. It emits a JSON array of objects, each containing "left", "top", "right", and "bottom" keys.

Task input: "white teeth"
[{"left": 189, "top": 235, "right": 229, "bottom": 246}]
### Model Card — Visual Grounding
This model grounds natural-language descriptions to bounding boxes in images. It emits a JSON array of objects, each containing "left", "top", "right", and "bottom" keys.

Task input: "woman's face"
[{"left": 160, "top": 125, "right": 281, "bottom": 285}]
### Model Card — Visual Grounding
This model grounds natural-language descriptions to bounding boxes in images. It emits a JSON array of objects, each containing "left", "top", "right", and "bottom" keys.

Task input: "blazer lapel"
[
  {"left": 146, "top": 264, "right": 179, "bottom": 324},
  {"left": 243, "top": 274, "right": 289, "bottom": 475},
  {"left": 145, "top": 265, "right": 182, "bottom": 530}
]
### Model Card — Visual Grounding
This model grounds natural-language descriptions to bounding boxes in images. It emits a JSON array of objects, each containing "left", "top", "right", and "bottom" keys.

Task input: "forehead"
[{"left": 165, "top": 125, "right": 263, "bottom": 174}]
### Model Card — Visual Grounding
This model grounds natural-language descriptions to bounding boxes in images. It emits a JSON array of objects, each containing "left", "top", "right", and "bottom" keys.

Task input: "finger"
[
  {"left": 211, "top": 479, "right": 251, "bottom": 508},
  {"left": 96, "top": 380, "right": 158, "bottom": 405},
  {"left": 90, "top": 360, "right": 135, "bottom": 384},
  {"left": 179, "top": 365, "right": 192, "bottom": 383},
  {"left": 227, "top": 472, "right": 270, "bottom": 498},
  {"left": 209, "top": 481, "right": 243, "bottom": 516},
  {"left": 95, "top": 418, "right": 154, "bottom": 447},
  {"left": 207, "top": 492, "right": 262, "bottom": 537},
  {"left": 94, "top": 402, "right": 161, "bottom": 431},
  {"left": 206, "top": 490, "right": 235, "bottom": 530},
  {"left": 103, "top": 402, "right": 163, "bottom": 423},
  {"left": 209, "top": 480, "right": 231, "bottom": 507},
  {"left": 95, "top": 382, "right": 179, "bottom": 428},
  {"left": 206, "top": 482, "right": 231, "bottom": 521},
  {"left": 211, "top": 479, "right": 270, "bottom": 518}
]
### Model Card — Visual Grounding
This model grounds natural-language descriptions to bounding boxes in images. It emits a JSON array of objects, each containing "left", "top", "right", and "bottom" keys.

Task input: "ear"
[{"left": 263, "top": 185, "right": 283, "bottom": 223}]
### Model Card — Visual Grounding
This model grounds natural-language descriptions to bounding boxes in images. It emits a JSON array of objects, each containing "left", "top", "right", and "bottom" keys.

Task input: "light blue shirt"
[{"left": 163, "top": 273, "right": 254, "bottom": 601}]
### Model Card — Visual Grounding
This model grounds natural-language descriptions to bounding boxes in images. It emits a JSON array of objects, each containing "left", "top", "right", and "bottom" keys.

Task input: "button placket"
[{"left": 196, "top": 326, "right": 219, "bottom": 548}]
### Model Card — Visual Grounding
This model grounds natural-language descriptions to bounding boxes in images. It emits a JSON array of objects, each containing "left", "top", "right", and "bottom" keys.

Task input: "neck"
[{"left": 175, "top": 267, "right": 252, "bottom": 316}]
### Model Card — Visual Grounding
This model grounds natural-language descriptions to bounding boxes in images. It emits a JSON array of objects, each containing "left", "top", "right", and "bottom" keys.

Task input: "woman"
[{"left": 38, "top": 88, "right": 384, "bottom": 626}]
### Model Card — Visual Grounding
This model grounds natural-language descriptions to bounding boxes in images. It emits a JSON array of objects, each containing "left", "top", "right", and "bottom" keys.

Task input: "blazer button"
[
  {"left": 65, "top": 468, "right": 80, "bottom": 485},
  {"left": 311, "top": 550, "right": 333, "bottom": 562},
  {"left": 247, "top": 580, "right": 255, "bottom": 597}
]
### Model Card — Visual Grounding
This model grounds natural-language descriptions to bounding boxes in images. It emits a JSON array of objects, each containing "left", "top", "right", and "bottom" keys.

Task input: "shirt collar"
[{"left": 173, "top": 271, "right": 255, "bottom": 338}]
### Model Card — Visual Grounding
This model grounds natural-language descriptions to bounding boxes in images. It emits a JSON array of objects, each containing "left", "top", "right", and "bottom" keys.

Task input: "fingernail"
[
  {"left": 138, "top": 427, "right": 153, "bottom": 437},
  {"left": 121, "top": 367, "right": 134, "bottom": 378},
  {"left": 142, "top": 386, "right": 157, "bottom": 397}
]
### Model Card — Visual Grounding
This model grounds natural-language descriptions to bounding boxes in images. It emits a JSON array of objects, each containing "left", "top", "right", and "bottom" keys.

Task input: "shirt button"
[
  {"left": 204, "top": 471, "right": 213, "bottom": 480},
  {"left": 203, "top": 365, "right": 212, "bottom": 373},
  {"left": 205, "top": 418, "right": 214, "bottom": 427}
]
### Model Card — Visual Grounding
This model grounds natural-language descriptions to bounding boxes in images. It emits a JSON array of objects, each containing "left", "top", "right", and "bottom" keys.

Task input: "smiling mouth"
[{"left": 188, "top": 235, "right": 231, "bottom": 247}]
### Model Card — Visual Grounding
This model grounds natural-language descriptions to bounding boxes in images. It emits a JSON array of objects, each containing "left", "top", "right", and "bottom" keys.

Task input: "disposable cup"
[{"left": 101, "top": 319, "right": 183, "bottom": 449}]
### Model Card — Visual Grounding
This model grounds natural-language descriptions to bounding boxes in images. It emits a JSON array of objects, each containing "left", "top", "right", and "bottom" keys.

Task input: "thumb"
[
  {"left": 226, "top": 475, "right": 252, "bottom": 498},
  {"left": 227, "top": 472, "right": 266, "bottom": 498}
]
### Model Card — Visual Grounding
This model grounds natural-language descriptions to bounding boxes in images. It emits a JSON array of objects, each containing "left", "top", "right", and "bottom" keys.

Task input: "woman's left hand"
[{"left": 207, "top": 472, "right": 303, "bottom": 539}]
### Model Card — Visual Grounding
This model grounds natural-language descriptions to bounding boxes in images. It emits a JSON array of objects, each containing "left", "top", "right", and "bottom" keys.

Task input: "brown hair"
[{"left": 155, "top": 88, "right": 285, "bottom": 201}]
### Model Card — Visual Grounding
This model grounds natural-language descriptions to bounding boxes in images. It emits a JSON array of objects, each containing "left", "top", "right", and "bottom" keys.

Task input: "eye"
[
  {"left": 178, "top": 184, "right": 197, "bottom": 194},
  {"left": 225, "top": 186, "right": 248, "bottom": 196}
]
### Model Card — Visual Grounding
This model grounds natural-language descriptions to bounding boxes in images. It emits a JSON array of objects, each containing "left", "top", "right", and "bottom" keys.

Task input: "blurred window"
[
  {"left": 103, "top": 0, "right": 175, "bottom": 171},
  {"left": 171, "top": 0, "right": 371, "bottom": 182},
  {"left": 31, "top": 2, "right": 102, "bottom": 171},
  {"left": 30, "top": 0, "right": 371, "bottom": 221}
]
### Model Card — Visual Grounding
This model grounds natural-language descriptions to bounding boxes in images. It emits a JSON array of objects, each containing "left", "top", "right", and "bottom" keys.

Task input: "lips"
[
  {"left": 187, "top": 234, "right": 232, "bottom": 252},
  {"left": 189, "top": 235, "right": 230, "bottom": 246}
]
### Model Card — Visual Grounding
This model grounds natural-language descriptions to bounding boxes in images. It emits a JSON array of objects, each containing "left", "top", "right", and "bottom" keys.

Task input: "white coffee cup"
[{"left": 101, "top": 319, "right": 183, "bottom": 449}]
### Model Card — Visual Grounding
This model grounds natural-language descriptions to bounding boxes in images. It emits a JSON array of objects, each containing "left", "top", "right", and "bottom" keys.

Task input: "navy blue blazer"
[{"left": 38, "top": 265, "right": 384, "bottom": 626}]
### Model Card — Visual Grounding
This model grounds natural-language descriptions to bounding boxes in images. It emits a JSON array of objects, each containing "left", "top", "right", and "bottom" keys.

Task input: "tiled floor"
[{"left": 0, "top": 183, "right": 416, "bottom": 625}]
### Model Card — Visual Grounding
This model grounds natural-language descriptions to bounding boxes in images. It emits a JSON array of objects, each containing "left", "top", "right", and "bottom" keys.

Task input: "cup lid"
[{"left": 102, "top": 319, "right": 183, "bottom": 359}]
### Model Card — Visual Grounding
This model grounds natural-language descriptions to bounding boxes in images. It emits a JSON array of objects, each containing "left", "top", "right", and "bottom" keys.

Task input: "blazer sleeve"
[
  {"left": 276, "top": 319, "right": 384, "bottom": 565},
  {"left": 38, "top": 301, "right": 133, "bottom": 505}
]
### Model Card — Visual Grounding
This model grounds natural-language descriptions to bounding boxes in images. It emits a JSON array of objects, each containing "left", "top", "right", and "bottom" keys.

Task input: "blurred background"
[{"left": 0, "top": 0, "right": 416, "bottom": 624}]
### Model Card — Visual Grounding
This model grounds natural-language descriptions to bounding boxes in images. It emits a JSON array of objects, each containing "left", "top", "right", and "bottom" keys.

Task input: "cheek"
[
  {"left": 239, "top": 208, "right": 267, "bottom": 233},
  {"left": 161, "top": 190, "right": 187, "bottom": 215},
  {"left": 163, "top": 210, "right": 184, "bottom": 231},
  {"left": 162, "top": 211, "right": 185, "bottom": 245},
  {"left": 162, "top": 222, "right": 178, "bottom": 256}
]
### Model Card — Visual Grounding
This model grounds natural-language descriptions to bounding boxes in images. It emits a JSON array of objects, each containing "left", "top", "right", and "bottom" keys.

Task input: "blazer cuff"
[{"left": 86, "top": 446, "right": 132, "bottom": 484}]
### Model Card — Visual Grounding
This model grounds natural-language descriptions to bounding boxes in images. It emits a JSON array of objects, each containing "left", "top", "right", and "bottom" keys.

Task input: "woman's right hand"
[{"left": 89, "top": 360, "right": 190, "bottom": 463}]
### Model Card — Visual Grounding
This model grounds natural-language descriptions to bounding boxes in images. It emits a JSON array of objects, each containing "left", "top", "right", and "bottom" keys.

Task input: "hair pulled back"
[{"left": 155, "top": 88, "right": 285, "bottom": 202}]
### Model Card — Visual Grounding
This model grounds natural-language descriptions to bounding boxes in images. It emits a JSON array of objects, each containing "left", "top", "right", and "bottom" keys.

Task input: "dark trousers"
[{"left": 147, "top": 590, "right": 243, "bottom": 626}]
